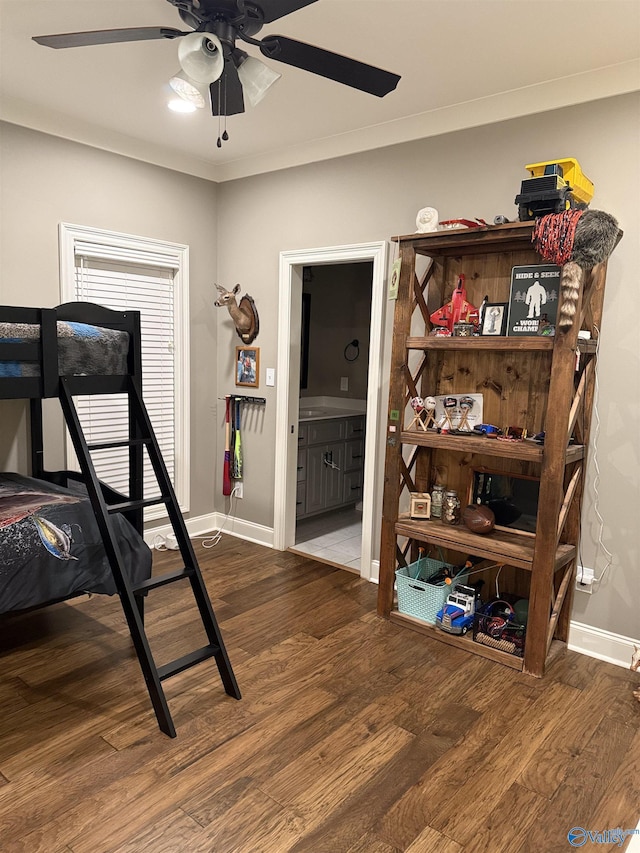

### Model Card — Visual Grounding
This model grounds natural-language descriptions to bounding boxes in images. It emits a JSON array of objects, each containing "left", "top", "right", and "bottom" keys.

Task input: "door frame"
[{"left": 273, "top": 241, "right": 388, "bottom": 581}]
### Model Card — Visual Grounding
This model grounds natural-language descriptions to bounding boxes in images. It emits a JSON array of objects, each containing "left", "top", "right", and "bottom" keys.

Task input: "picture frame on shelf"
[
  {"left": 481, "top": 303, "right": 508, "bottom": 336},
  {"left": 469, "top": 468, "right": 540, "bottom": 536},
  {"left": 236, "top": 346, "right": 260, "bottom": 387},
  {"left": 506, "top": 264, "right": 561, "bottom": 336}
]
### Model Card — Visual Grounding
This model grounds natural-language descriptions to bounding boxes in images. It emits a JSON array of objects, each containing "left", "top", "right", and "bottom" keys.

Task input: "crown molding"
[{"left": 2, "top": 59, "right": 638, "bottom": 184}]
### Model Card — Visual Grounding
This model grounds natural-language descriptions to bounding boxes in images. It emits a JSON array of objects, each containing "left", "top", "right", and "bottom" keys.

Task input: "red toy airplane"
[{"left": 429, "top": 274, "right": 479, "bottom": 333}]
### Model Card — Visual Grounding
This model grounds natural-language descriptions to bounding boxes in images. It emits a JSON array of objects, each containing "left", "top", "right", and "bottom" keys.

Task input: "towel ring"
[{"left": 344, "top": 339, "right": 359, "bottom": 362}]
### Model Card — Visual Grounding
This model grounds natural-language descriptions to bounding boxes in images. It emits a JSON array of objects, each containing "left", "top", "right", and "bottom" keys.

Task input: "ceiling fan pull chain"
[
  {"left": 222, "top": 73, "right": 229, "bottom": 141},
  {"left": 216, "top": 78, "right": 223, "bottom": 147}
]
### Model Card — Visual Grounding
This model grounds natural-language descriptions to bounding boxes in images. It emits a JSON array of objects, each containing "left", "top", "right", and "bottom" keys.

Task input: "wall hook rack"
[{"left": 220, "top": 394, "right": 266, "bottom": 405}]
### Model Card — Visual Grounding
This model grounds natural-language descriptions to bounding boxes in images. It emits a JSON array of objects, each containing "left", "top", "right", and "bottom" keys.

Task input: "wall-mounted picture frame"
[
  {"left": 481, "top": 302, "right": 508, "bottom": 336},
  {"left": 236, "top": 346, "right": 259, "bottom": 387}
]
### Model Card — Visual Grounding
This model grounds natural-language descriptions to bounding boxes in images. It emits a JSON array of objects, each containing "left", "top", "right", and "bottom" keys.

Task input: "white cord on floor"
[
  {"left": 191, "top": 484, "right": 240, "bottom": 548},
  {"left": 152, "top": 484, "right": 240, "bottom": 550}
]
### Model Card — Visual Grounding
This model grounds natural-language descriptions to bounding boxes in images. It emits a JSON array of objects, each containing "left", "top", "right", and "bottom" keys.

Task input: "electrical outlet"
[
  {"left": 234, "top": 481, "right": 243, "bottom": 499},
  {"left": 340, "top": 376, "right": 349, "bottom": 391},
  {"left": 575, "top": 565, "right": 594, "bottom": 594}
]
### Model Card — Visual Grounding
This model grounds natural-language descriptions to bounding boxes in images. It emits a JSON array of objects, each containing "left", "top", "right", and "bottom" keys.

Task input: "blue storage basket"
[{"left": 395, "top": 555, "right": 467, "bottom": 625}]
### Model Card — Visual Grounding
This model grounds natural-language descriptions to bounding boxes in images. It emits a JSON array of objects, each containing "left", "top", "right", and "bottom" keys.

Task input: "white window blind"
[{"left": 59, "top": 223, "right": 190, "bottom": 520}]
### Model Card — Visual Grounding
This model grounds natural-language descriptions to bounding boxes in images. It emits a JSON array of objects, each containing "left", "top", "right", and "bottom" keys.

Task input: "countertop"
[{"left": 298, "top": 406, "right": 364, "bottom": 422}]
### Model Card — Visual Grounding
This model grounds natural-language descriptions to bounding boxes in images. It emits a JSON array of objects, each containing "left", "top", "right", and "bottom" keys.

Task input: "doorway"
[
  {"left": 273, "top": 242, "right": 388, "bottom": 581},
  {"left": 293, "top": 260, "right": 372, "bottom": 571}
]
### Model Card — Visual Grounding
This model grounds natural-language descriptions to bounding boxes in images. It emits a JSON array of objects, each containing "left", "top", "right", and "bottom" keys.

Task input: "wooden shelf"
[
  {"left": 380, "top": 221, "right": 615, "bottom": 677},
  {"left": 395, "top": 514, "right": 576, "bottom": 572},
  {"left": 388, "top": 610, "right": 568, "bottom": 675},
  {"left": 393, "top": 221, "right": 537, "bottom": 255},
  {"left": 388, "top": 610, "right": 525, "bottom": 670},
  {"left": 406, "top": 336, "right": 595, "bottom": 354},
  {"left": 399, "top": 430, "right": 585, "bottom": 464}
]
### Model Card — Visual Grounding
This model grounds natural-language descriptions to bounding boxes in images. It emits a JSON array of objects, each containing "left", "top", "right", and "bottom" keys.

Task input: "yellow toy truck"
[{"left": 515, "top": 158, "right": 594, "bottom": 221}]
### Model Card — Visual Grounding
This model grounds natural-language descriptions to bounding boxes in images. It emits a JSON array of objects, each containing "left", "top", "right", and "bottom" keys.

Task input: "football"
[{"left": 462, "top": 504, "right": 495, "bottom": 534}]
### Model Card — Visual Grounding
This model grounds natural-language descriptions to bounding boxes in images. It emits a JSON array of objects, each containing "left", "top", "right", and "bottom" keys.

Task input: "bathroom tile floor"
[{"left": 291, "top": 507, "right": 362, "bottom": 572}]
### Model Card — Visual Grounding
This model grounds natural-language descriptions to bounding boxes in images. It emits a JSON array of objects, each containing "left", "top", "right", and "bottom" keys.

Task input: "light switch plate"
[{"left": 266, "top": 368, "right": 275, "bottom": 386}]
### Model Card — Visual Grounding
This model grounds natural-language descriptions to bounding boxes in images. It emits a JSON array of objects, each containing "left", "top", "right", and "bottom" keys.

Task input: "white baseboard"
[
  {"left": 369, "top": 559, "right": 380, "bottom": 583},
  {"left": 210, "top": 513, "right": 274, "bottom": 548},
  {"left": 145, "top": 513, "right": 274, "bottom": 549},
  {"left": 568, "top": 620, "right": 639, "bottom": 669}
]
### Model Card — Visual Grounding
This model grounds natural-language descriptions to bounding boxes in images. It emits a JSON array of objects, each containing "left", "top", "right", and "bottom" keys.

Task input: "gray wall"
[
  {"left": 302, "top": 262, "right": 372, "bottom": 400},
  {"left": 0, "top": 122, "right": 219, "bottom": 521},
  {"left": 1, "top": 91, "right": 638, "bottom": 639},
  {"left": 216, "top": 92, "right": 639, "bottom": 640}
]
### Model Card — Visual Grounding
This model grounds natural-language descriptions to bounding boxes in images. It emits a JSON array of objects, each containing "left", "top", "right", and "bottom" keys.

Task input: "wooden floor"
[{"left": 1, "top": 536, "right": 638, "bottom": 853}]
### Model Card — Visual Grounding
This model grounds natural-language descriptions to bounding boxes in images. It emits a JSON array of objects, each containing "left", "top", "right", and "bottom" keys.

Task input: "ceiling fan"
[{"left": 33, "top": 0, "right": 401, "bottom": 143}]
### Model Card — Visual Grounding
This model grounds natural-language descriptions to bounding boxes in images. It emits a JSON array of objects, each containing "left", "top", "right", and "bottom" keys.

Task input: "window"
[{"left": 59, "top": 223, "right": 190, "bottom": 519}]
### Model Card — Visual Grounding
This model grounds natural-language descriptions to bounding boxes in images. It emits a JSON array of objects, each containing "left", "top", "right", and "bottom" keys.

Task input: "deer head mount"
[{"left": 214, "top": 283, "right": 259, "bottom": 345}]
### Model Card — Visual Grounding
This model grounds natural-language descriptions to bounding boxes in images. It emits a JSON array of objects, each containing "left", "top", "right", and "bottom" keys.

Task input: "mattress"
[
  {"left": 0, "top": 320, "right": 129, "bottom": 378},
  {"left": 0, "top": 473, "right": 152, "bottom": 614}
]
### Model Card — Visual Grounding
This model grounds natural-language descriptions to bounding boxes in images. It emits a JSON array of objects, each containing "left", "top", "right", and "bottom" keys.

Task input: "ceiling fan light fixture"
[
  {"left": 168, "top": 98, "right": 199, "bottom": 114},
  {"left": 236, "top": 55, "right": 281, "bottom": 107},
  {"left": 169, "top": 70, "right": 207, "bottom": 108},
  {"left": 178, "top": 32, "right": 224, "bottom": 84}
]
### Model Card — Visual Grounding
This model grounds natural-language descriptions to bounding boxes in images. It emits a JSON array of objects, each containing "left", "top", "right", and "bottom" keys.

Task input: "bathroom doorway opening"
[
  {"left": 273, "top": 242, "right": 387, "bottom": 581},
  {"left": 292, "top": 260, "right": 372, "bottom": 572}
]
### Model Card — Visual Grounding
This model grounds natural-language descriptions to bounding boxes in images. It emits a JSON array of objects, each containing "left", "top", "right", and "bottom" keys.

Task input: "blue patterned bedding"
[
  {"left": 0, "top": 320, "right": 129, "bottom": 377},
  {"left": 0, "top": 473, "right": 151, "bottom": 614}
]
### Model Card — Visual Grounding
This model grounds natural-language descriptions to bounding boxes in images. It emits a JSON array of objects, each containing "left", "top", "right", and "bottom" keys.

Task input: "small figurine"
[
  {"left": 423, "top": 396, "right": 437, "bottom": 429},
  {"left": 429, "top": 274, "right": 480, "bottom": 334},
  {"left": 472, "top": 423, "right": 502, "bottom": 437},
  {"left": 457, "top": 396, "right": 475, "bottom": 431},
  {"left": 408, "top": 396, "right": 428, "bottom": 431},
  {"left": 415, "top": 207, "right": 439, "bottom": 233},
  {"left": 441, "top": 396, "right": 457, "bottom": 432},
  {"left": 537, "top": 314, "right": 555, "bottom": 336},
  {"left": 431, "top": 326, "right": 452, "bottom": 337}
]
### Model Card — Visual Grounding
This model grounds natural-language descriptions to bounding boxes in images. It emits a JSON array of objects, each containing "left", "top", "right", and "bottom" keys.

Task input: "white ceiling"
[{"left": 1, "top": 1, "right": 639, "bottom": 183}]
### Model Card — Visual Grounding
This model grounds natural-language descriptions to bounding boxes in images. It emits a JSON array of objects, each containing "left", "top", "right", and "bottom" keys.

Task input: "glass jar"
[
  {"left": 430, "top": 484, "right": 445, "bottom": 519},
  {"left": 442, "top": 490, "right": 461, "bottom": 525}
]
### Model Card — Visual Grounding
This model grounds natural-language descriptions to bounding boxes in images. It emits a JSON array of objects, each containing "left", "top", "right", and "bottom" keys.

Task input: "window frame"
[{"left": 59, "top": 222, "right": 190, "bottom": 518}]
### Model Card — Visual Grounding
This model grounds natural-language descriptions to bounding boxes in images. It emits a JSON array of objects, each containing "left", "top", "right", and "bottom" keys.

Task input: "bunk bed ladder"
[{"left": 57, "top": 375, "right": 241, "bottom": 738}]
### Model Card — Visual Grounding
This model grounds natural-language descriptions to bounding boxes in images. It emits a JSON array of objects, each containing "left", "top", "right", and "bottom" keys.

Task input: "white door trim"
[{"left": 273, "top": 241, "right": 388, "bottom": 581}]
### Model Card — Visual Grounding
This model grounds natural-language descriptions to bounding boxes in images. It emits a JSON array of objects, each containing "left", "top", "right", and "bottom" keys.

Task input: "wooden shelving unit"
[{"left": 378, "top": 221, "right": 619, "bottom": 676}]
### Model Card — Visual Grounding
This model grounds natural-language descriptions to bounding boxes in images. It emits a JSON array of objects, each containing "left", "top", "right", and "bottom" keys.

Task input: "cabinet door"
[
  {"left": 346, "top": 416, "right": 365, "bottom": 439},
  {"left": 305, "top": 445, "right": 326, "bottom": 515},
  {"left": 324, "top": 442, "right": 345, "bottom": 509},
  {"left": 296, "top": 481, "right": 306, "bottom": 518},
  {"left": 345, "top": 438, "right": 364, "bottom": 471},
  {"left": 297, "top": 447, "right": 307, "bottom": 483},
  {"left": 308, "top": 418, "right": 345, "bottom": 444},
  {"left": 343, "top": 470, "right": 363, "bottom": 505}
]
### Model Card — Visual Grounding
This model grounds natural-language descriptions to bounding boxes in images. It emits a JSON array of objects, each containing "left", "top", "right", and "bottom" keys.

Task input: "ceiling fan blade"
[
  {"left": 254, "top": 0, "right": 319, "bottom": 24},
  {"left": 32, "top": 27, "right": 187, "bottom": 49},
  {"left": 260, "top": 35, "right": 400, "bottom": 97},
  {"left": 210, "top": 59, "right": 245, "bottom": 116}
]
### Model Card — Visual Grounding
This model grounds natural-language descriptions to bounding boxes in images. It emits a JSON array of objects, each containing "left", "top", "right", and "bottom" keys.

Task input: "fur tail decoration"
[
  {"left": 558, "top": 261, "right": 583, "bottom": 333},
  {"left": 533, "top": 209, "right": 619, "bottom": 334}
]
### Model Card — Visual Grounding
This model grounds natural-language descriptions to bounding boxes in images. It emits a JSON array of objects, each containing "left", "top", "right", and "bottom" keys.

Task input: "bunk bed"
[
  {"left": 0, "top": 303, "right": 149, "bottom": 606},
  {"left": 0, "top": 302, "right": 240, "bottom": 737}
]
